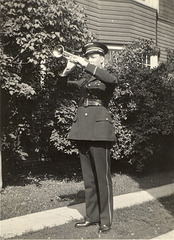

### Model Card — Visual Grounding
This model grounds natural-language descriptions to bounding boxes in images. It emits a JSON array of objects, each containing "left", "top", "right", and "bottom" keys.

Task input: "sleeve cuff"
[{"left": 85, "top": 63, "right": 98, "bottom": 76}]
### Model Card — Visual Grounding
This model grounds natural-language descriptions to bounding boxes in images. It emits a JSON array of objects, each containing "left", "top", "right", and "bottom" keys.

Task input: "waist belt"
[{"left": 82, "top": 99, "right": 103, "bottom": 107}]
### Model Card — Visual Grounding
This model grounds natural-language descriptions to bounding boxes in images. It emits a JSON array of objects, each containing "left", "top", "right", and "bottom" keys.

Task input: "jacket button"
[
  {"left": 85, "top": 113, "right": 88, "bottom": 116},
  {"left": 106, "top": 118, "right": 108, "bottom": 120}
]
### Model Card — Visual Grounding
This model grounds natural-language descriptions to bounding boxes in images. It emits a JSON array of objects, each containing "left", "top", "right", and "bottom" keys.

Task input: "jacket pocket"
[
  {"left": 94, "top": 112, "right": 115, "bottom": 140},
  {"left": 95, "top": 113, "right": 113, "bottom": 123}
]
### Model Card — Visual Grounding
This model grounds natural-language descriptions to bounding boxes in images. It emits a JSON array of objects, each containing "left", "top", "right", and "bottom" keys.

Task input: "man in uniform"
[{"left": 59, "top": 42, "right": 117, "bottom": 234}]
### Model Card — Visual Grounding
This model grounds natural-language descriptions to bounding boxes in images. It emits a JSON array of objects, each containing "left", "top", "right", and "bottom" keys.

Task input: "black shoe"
[
  {"left": 75, "top": 220, "right": 98, "bottom": 228},
  {"left": 98, "top": 224, "right": 111, "bottom": 234}
]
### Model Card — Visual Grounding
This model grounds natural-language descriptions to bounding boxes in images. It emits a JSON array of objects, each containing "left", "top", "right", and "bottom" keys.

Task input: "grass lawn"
[
  {"left": 1, "top": 168, "right": 174, "bottom": 221},
  {"left": 11, "top": 194, "right": 174, "bottom": 239}
]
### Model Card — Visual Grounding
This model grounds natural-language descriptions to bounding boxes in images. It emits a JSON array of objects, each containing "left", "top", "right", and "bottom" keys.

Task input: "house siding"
[
  {"left": 75, "top": 0, "right": 100, "bottom": 38},
  {"left": 158, "top": 0, "right": 174, "bottom": 62},
  {"left": 75, "top": 0, "right": 132, "bottom": 43},
  {"left": 76, "top": 0, "right": 156, "bottom": 44},
  {"left": 157, "top": 18, "right": 174, "bottom": 62},
  {"left": 159, "top": 0, "right": 174, "bottom": 23},
  {"left": 130, "top": 1, "right": 156, "bottom": 42},
  {"left": 75, "top": 0, "right": 174, "bottom": 62}
]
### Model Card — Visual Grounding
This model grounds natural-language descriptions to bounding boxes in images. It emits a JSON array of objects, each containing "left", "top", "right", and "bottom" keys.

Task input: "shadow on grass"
[
  {"left": 1, "top": 154, "right": 174, "bottom": 225},
  {"left": 158, "top": 194, "right": 174, "bottom": 218},
  {"left": 59, "top": 189, "right": 85, "bottom": 206},
  {"left": 2, "top": 158, "right": 83, "bottom": 188}
]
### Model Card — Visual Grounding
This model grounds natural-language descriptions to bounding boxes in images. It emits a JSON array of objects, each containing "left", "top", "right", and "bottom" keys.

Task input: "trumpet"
[
  {"left": 52, "top": 45, "right": 77, "bottom": 60},
  {"left": 51, "top": 45, "right": 78, "bottom": 77}
]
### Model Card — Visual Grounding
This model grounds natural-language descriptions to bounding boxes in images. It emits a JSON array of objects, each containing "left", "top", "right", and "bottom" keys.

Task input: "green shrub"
[
  {"left": 1, "top": 0, "right": 173, "bottom": 175},
  {"left": 1, "top": 0, "right": 93, "bottom": 171},
  {"left": 110, "top": 39, "right": 174, "bottom": 172}
]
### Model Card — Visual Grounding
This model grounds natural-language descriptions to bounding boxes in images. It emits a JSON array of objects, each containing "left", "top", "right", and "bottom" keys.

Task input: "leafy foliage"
[
  {"left": 1, "top": 0, "right": 93, "bottom": 168},
  {"left": 109, "top": 39, "right": 174, "bottom": 172},
  {"left": 1, "top": 0, "right": 173, "bottom": 175}
]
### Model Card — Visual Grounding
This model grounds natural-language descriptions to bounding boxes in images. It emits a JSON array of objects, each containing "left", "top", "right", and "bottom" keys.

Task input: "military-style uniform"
[
  {"left": 68, "top": 63, "right": 116, "bottom": 142},
  {"left": 67, "top": 62, "right": 117, "bottom": 227}
]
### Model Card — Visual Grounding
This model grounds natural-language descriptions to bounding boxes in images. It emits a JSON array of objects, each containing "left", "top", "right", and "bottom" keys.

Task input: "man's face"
[{"left": 86, "top": 53, "right": 104, "bottom": 68}]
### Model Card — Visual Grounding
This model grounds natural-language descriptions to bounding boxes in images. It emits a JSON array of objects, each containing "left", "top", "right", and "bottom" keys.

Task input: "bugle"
[
  {"left": 50, "top": 45, "right": 79, "bottom": 77},
  {"left": 52, "top": 45, "right": 77, "bottom": 60}
]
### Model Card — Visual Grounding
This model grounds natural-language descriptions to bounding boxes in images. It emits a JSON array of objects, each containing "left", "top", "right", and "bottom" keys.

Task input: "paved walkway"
[
  {"left": 151, "top": 230, "right": 174, "bottom": 239},
  {"left": 0, "top": 183, "right": 174, "bottom": 239}
]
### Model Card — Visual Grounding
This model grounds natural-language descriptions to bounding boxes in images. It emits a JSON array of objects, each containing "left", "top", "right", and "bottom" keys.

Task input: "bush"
[
  {"left": 110, "top": 39, "right": 174, "bottom": 172},
  {"left": 1, "top": 1, "right": 173, "bottom": 176},
  {"left": 1, "top": 0, "right": 93, "bottom": 173}
]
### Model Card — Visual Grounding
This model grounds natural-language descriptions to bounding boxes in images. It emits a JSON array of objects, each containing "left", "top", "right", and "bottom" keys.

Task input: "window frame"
[{"left": 106, "top": 45, "right": 159, "bottom": 69}]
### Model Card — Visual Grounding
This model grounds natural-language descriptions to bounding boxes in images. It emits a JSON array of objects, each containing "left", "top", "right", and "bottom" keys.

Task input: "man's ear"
[
  {"left": 100, "top": 56, "right": 105, "bottom": 68},
  {"left": 101, "top": 56, "right": 105, "bottom": 64}
]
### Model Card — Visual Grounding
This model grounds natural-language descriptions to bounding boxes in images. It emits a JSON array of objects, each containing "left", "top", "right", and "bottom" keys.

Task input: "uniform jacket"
[{"left": 66, "top": 63, "right": 117, "bottom": 142}]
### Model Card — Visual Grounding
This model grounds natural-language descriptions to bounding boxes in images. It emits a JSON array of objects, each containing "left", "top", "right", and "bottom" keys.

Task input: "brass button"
[{"left": 85, "top": 113, "right": 88, "bottom": 116}]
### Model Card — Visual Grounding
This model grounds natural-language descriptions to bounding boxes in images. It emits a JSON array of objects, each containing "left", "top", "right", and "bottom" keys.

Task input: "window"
[
  {"left": 142, "top": 54, "right": 151, "bottom": 67},
  {"left": 106, "top": 45, "right": 160, "bottom": 69},
  {"left": 134, "top": 0, "right": 159, "bottom": 11},
  {"left": 105, "top": 45, "right": 123, "bottom": 63},
  {"left": 150, "top": 55, "right": 159, "bottom": 68},
  {"left": 143, "top": 47, "right": 160, "bottom": 68}
]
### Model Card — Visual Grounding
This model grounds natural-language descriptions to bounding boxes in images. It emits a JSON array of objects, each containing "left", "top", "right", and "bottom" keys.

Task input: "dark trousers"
[{"left": 78, "top": 141, "right": 113, "bottom": 227}]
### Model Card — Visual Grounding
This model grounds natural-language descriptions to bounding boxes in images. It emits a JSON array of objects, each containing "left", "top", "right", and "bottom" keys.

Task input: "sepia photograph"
[{"left": 1, "top": 0, "right": 174, "bottom": 239}]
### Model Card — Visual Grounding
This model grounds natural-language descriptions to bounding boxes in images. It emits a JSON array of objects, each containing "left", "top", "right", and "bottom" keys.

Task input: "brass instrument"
[
  {"left": 52, "top": 45, "right": 77, "bottom": 60},
  {"left": 52, "top": 45, "right": 77, "bottom": 77}
]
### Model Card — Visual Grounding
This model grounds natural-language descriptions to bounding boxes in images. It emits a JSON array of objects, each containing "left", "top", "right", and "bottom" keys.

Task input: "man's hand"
[
  {"left": 69, "top": 56, "right": 88, "bottom": 68},
  {"left": 60, "top": 60, "right": 76, "bottom": 77}
]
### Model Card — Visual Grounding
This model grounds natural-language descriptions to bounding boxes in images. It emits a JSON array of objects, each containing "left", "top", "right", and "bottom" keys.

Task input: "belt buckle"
[
  {"left": 95, "top": 100, "right": 101, "bottom": 106},
  {"left": 84, "top": 99, "right": 89, "bottom": 107}
]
